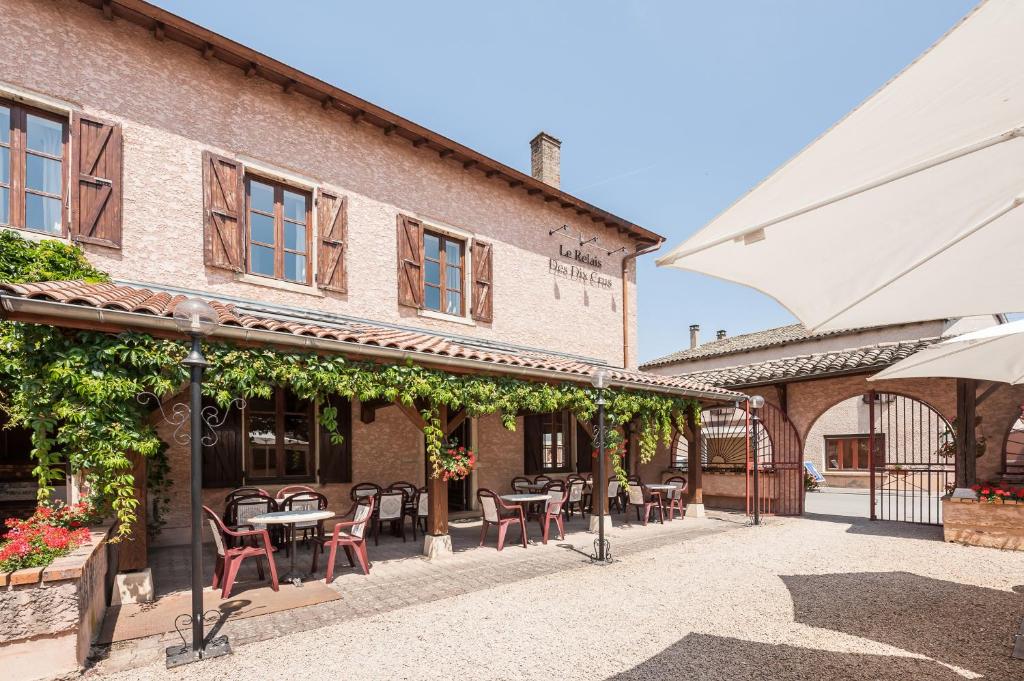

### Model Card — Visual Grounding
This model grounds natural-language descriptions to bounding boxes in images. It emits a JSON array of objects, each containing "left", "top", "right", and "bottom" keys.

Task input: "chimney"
[
  {"left": 717, "top": 329, "right": 727, "bottom": 340},
  {"left": 530, "top": 131, "right": 561, "bottom": 188},
  {"left": 689, "top": 324, "right": 700, "bottom": 349}
]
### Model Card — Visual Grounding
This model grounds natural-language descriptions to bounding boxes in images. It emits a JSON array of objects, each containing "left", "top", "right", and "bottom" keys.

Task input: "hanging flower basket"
[{"left": 435, "top": 445, "right": 477, "bottom": 481}]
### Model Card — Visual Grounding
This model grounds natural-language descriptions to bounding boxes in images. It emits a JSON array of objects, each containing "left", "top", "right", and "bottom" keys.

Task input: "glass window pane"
[
  {"left": 445, "top": 240, "right": 461, "bottom": 264},
  {"left": 249, "top": 180, "right": 274, "bottom": 213},
  {"left": 0, "top": 106, "right": 8, "bottom": 144},
  {"left": 445, "top": 291, "right": 461, "bottom": 315},
  {"left": 284, "top": 223, "right": 306, "bottom": 252},
  {"left": 424, "top": 260, "right": 440, "bottom": 285},
  {"left": 857, "top": 439, "right": 869, "bottom": 470},
  {"left": 26, "top": 115, "right": 62, "bottom": 156},
  {"left": 248, "top": 413, "right": 276, "bottom": 447},
  {"left": 0, "top": 146, "right": 8, "bottom": 184},
  {"left": 250, "top": 244, "right": 275, "bottom": 276},
  {"left": 282, "top": 191, "right": 306, "bottom": 223},
  {"left": 25, "top": 194, "right": 61, "bottom": 233},
  {"left": 446, "top": 265, "right": 461, "bottom": 291},
  {"left": 283, "top": 391, "right": 310, "bottom": 413},
  {"left": 284, "top": 253, "right": 306, "bottom": 282},
  {"left": 424, "top": 233, "right": 440, "bottom": 260},
  {"left": 424, "top": 284, "right": 440, "bottom": 311},
  {"left": 283, "top": 412, "right": 310, "bottom": 476},
  {"left": 842, "top": 441, "right": 854, "bottom": 469},
  {"left": 249, "top": 212, "right": 274, "bottom": 244},
  {"left": 0, "top": 188, "right": 7, "bottom": 225},
  {"left": 26, "top": 155, "right": 62, "bottom": 194}
]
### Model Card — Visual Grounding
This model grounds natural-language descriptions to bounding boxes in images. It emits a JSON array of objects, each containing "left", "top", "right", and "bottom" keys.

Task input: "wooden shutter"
[
  {"left": 396, "top": 213, "right": 423, "bottom": 308},
  {"left": 470, "top": 239, "right": 493, "bottom": 322},
  {"left": 201, "top": 397, "right": 242, "bottom": 488},
  {"left": 316, "top": 190, "right": 347, "bottom": 293},
  {"left": 318, "top": 396, "right": 352, "bottom": 484},
  {"left": 523, "top": 414, "right": 543, "bottom": 475},
  {"left": 576, "top": 419, "right": 594, "bottom": 474},
  {"left": 71, "top": 113, "right": 122, "bottom": 248},
  {"left": 202, "top": 151, "right": 244, "bottom": 271}
]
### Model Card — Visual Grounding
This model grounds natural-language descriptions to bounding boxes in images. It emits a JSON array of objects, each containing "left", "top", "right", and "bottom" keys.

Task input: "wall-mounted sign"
[
  {"left": 558, "top": 244, "right": 603, "bottom": 269},
  {"left": 548, "top": 258, "right": 613, "bottom": 289}
]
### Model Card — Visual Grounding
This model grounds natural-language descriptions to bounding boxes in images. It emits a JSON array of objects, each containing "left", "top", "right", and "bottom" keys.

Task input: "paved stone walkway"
[{"left": 84, "top": 511, "right": 744, "bottom": 675}]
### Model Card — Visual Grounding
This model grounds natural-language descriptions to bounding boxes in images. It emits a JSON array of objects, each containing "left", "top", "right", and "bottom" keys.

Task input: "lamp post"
[
  {"left": 591, "top": 368, "right": 611, "bottom": 562},
  {"left": 749, "top": 395, "right": 765, "bottom": 526},
  {"left": 169, "top": 298, "right": 225, "bottom": 667}
]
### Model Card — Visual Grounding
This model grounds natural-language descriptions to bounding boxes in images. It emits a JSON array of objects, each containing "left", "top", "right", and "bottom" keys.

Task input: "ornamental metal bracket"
[
  {"left": 166, "top": 610, "right": 231, "bottom": 668},
  {"left": 137, "top": 392, "right": 246, "bottom": 446}
]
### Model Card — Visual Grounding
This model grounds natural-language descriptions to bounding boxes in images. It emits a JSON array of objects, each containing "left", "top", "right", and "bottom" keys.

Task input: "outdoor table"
[
  {"left": 248, "top": 509, "right": 334, "bottom": 587},
  {"left": 644, "top": 484, "right": 675, "bottom": 492},
  {"left": 500, "top": 493, "right": 550, "bottom": 544}
]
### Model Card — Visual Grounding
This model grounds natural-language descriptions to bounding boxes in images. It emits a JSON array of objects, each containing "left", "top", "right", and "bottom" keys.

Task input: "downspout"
[{"left": 621, "top": 239, "right": 664, "bottom": 369}]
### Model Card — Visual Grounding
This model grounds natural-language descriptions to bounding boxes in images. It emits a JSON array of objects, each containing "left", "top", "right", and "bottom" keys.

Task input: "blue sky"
[{"left": 154, "top": 0, "right": 978, "bottom": 362}]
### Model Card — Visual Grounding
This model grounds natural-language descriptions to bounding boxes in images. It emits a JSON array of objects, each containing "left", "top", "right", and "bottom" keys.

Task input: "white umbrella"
[
  {"left": 871, "top": 319, "right": 1024, "bottom": 385},
  {"left": 657, "top": 0, "right": 1024, "bottom": 332}
]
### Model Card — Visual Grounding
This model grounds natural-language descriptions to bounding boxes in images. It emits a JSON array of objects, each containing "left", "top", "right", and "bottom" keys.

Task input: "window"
[
  {"left": 245, "top": 176, "right": 311, "bottom": 284},
  {"left": 540, "top": 413, "right": 568, "bottom": 472},
  {"left": 0, "top": 100, "right": 67, "bottom": 235},
  {"left": 245, "top": 389, "right": 314, "bottom": 481},
  {"left": 825, "top": 434, "right": 885, "bottom": 471},
  {"left": 423, "top": 230, "right": 464, "bottom": 315}
]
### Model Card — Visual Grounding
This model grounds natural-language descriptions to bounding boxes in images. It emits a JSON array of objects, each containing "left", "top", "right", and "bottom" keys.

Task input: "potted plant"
[
  {"left": 435, "top": 444, "right": 477, "bottom": 481},
  {"left": 0, "top": 501, "right": 95, "bottom": 572}
]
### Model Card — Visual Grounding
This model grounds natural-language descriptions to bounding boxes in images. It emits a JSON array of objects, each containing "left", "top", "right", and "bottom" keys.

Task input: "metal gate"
[
  {"left": 868, "top": 391, "right": 955, "bottom": 525},
  {"left": 744, "top": 401, "right": 804, "bottom": 517}
]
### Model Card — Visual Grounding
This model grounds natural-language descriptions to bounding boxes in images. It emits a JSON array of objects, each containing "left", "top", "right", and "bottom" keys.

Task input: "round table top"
[
  {"left": 248, "top": 509, "right": 335, "bottom": 525},
  {"left": 645, "top": 483, "right": 676, "bottom": 491},
  {"left": 501, "top": 493, "right": 550, "bottom": 503}
]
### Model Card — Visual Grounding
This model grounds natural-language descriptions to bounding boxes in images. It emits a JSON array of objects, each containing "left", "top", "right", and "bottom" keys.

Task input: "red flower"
[{"left": 981, "top": 488, "right": 991, "bottom": 495}]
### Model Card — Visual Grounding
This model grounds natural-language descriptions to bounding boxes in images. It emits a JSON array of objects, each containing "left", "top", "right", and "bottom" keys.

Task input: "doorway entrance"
[{"left": 424, "top": 419, "right": 473, "bottom": 512}]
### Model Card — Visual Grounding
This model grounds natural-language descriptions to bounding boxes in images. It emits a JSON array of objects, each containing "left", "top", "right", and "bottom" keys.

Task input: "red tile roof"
[{"left": 0, "top": 280, "right": 742, "bottom": 401}]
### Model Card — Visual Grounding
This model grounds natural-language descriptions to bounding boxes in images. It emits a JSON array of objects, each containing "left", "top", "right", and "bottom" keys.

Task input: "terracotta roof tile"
[
  {"left": 0, "top": 280, "right": 741, "bottom": 400},
  {"left": 678, "top": 338, "right": 941, "bottom": 388}
]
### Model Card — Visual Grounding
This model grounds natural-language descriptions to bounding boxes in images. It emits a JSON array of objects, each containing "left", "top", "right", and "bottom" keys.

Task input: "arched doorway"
[{"left": 1002, "top": 408, "right": 1024, "bottom": 479}]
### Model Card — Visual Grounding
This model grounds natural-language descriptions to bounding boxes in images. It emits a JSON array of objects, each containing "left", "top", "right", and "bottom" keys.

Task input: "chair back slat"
[
  {"left": 479, "top": 491, "right": 500, "bottom": 522},
  {"left": 568, "top": 480, "right": 584, "bottom": 502},
  {"left": 628, "top": 483, "right": 645, "bottom": 505},
  {"left": 379, "top": 491, "right": 404, "bottom": 520},
  {"left": 417, "top": 489, "right": 430, "bottom": 517},
  {"left": 207, "top": 517, "right": 226, "bottom": 556},
  {"left": 606, "top": 480, "right": 620, "bottom": 498},
  {"left": 351, "top": 500, "right": 373, "bottom": 539}
]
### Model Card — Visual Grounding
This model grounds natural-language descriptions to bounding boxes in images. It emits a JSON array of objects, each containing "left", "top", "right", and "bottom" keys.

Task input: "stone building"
[{"left": 0, "top": 0, "right": 739, "bottom": 559}]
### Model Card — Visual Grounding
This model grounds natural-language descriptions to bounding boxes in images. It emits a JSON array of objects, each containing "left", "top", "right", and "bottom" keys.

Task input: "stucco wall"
[{"left": 1, "top": 0, "right": 639, "bottom": 367}]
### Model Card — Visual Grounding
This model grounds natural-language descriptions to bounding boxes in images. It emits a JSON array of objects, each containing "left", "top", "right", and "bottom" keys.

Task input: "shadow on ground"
[
  {"left": 801, "top": 512, "right": 945, "bottom": 540},
  {"left": 608, "top": 633, "right": 962, "bottom": 680},
  {"left": 782, "top": 571, "right": 1024, "bottom": 679}
]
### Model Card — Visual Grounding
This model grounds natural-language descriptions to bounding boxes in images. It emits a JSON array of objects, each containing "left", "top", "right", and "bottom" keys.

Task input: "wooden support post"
[
  {"left": 118, "top": 451, "right": 148, "bottom": 571},
  {"left": 427, "top": 476, "right": 448, "bottom": 535},
  {"left": 956, "top": 378, "right": 978, "bottom": 488},
  {"left": 686, "top": 407, "right": 704, "bottom": 512}
]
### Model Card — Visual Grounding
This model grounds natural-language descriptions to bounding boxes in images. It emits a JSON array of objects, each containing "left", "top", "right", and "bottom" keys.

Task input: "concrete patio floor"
[
  {"left": 88, "top": 510, "right": 741, "bottom": 675},
  {"left": 85, "top": 511, "right": 1024, "bottom": 680}
]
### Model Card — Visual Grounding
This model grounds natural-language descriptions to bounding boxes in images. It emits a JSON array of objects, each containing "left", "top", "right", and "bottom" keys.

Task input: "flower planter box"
[
  {"left": 0, "top": 522, "right": 115, "bottom": 681},
  {"left": 942, "top": 497, "right": 1024, "bottom": 551}
]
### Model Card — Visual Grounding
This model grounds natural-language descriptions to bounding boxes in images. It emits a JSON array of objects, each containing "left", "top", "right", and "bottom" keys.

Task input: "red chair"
[
  {"left": 538, "top": 484, "right": 568, "bottom": 544},
  {"left": 276, "top": 484, "right": 316, "bottom": 498},
  {"left": 203, "top": 506, "right": 278, "bottom": 598},
  {"left": 477, "top": 488, "right": 527, "bottom": 551},
  {"left": 624, "top": 483, "right": 664, "bottom": 526},
  {"left": 313, "top": 496, "right": 375, "bottom": 582},
  {"left": 664, "top": 476, "right": 688, "bottom": 521}
]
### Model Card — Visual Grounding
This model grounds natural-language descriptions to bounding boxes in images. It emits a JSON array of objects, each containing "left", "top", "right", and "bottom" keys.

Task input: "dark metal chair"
[
  {"left": 477, "top": 488, "right": 527, "bottom": 551},
  {"left": 511, "top": 476, "right": 531, "bottom": 494},
  {"left": 374, "top": 490, "right": 407, "bottom": 545},
  {"left": 280, "top": 490, "right": 329, "bottom": 554},
  {"left": 414, "top": 486, "right": 429, "bottom": 539},
  {"left": 223, "top": 492, "right": 278, "bottom": 548},
  {"left": 203, "top": 505, "right": 278, "bottom": 598},
  {"left": 350, "top": 482, "right": 382, "bottom": 503},
  {"left": 312, "top": 496, "right": 375, "bottom": 582},
  {"left": 565, "top": 477, "right": 587, "bottom": 519}
]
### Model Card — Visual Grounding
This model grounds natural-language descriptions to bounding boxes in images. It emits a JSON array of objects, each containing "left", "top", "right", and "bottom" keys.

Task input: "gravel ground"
[{"left": 95, "top": 515, "right": 1024, "bottom": 681}]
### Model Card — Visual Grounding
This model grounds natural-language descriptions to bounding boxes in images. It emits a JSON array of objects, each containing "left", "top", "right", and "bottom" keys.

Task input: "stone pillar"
[{"left": 685, "top": 408, "right": 705, "bottom": 518}]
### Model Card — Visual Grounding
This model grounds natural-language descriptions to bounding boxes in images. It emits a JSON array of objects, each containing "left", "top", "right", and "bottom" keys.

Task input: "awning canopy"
[
  {"left": 658, "top": 0, "right": 1024, "bottom": 332},
  {"left": 871, "top": 319, "right": 1024, "bottom": 385},
  {"left": 0, "top": 280, "right": 743, "bottom": 403}
]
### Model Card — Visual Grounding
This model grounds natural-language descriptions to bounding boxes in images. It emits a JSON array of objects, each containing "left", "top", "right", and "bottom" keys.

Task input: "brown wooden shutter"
[
  {"left": 470, "top": 239, "right": 493, "bottom": 322},
  {"left": 523, "top": 414, "right": 543, "bottom": 475},
  {"left": 318, "top": 396, "right": 353, "bottom": 483},
  {"left": 71, "top": 113, "right": 123, "bottom": 248},
  {"left": 202, "top": 151, "right": 244, "bottom": 271},
  {"left": 201, "top": 397, "right": 243, "bottom": 488},
  {"left": 576, "top": 419, "right": 594, "bottom": 474},
  {"left": 316, "top": 190, "right": 347, "bottom": 293},
  {"left": 397, "top": 213, "right": 423, "bottom": 308}
]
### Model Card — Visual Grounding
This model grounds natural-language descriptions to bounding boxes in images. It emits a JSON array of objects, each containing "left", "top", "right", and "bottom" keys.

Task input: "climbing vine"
[{"left": 0, "top": 232, "right": 702, "bottom": 540}]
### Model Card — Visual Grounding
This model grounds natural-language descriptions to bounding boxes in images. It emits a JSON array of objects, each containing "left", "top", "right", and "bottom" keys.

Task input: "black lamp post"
[
  {"left": 749, "top": 395, "right": 765, "bottom": 526},
  {"left": 167, "top": 298, "right": 229, "bottom": 667},
  {"left": 591, "top": 368, "right": 611, "bottom": 562}
]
